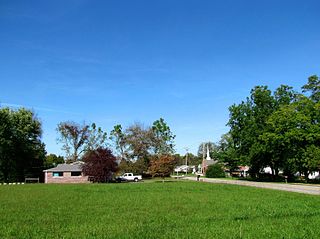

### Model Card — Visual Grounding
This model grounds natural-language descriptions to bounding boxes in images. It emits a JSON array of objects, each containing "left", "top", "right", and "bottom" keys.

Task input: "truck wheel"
[{"left": 134, "top": 178, "right": 138, "bottom": 182}]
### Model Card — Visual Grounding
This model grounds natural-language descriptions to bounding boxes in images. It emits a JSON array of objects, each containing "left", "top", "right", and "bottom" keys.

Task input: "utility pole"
[
  {"left": 184, "top": 147, "right": 189, "bottom": 174},
  {"left": 202, "top": 142, "right": 205, "bottom": 160}
]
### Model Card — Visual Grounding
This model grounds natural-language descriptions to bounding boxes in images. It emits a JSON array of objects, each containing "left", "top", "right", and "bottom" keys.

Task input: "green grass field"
[{"left": 0, "top": 181, "right": 319, "bottom": 239}]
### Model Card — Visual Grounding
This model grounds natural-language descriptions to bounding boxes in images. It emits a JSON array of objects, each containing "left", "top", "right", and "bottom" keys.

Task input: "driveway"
[{"left": 184, "top": 177, "right": 320, "bottom": 195}]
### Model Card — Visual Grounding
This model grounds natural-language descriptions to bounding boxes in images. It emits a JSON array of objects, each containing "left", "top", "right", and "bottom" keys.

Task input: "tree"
[
  {"left": 86, "top": 123, "right": 108, "bottom": 152},
  {"left": 225, "top": 76, "right": 320, "bottom": 180},
  {"left": 57, "top": 122, "right": 107, "bottom": 162},
  {"left": 227, "top": 84, "right": 298, "bottom": 176},
  {"left": 184, "top": 153, "right": 201, "bottom": 166},
  {"left": 110, "top": 124, "right": 127, "bottom": 160},
  {"left": 57, "top": 121, "right": 89, "bottom": 162},
  {"left": 0, "top": 107, "right": 46, "bottom": 182},
  {"left": 274, "top": 85, "right": 297, "bottom": 107},
  {"left": 206, "top": 164, "right": 225, "bottom": 178},
  {"left": 215, "top": 133, "right": 239, "bottom": 171},
  {"left": 302, "top": 75, "right": 320, "bottom": 102},
  {"left": 227, "top": 98, "right": 255, "bottom": 167},
  {"left": 197, "top": 142, "right": 218, "bottom": 159},
  {"left": 151, "top": 118, "right": 175, "bottom": 155},
  {"left": 117, "top": 157, "right": 149, "bottom": 175},
  {"left": 82, "top": 148, "right": 118, "bottom": 183},
  {"left": 125, "top": 122, "right": 153, "bottom": 161},
  {"left": 149, "top": 155, "right": 177, "bottom": 179},
  {"left": 44, "top": 154, "right": 64, "bottom": 168}
]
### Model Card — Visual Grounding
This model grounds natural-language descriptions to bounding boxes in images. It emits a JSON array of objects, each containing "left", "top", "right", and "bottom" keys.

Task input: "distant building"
[
  {"left": 43, "top": 161, "right": 89, "bottom": 183},
  {"left": 201, "top": 159, "right": 218, "bottom": 175},
  {"left": 174, "top": 165, "right": 196, "bottom": 174},
  {"left": 200, "top": 145, "right": 218, "bottom": 175}
]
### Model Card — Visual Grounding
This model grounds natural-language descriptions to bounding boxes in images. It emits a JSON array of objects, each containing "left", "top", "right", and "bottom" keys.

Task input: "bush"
[{"left": 206, "top": 164, "right": 225, "bottom": 178}]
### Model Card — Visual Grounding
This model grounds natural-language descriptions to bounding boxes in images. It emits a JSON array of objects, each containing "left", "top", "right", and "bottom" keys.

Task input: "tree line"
[
  {"left": 215, "top": 75, "right": 320, "bottom": 180},
  {"left": 56, "top": 118, "right": 177, "bottom": 181},
  {"left": 1, "top": 75, "right": 319, "bottom": 182},
  {"left": 0, "top": 111, "right": 178, "bottom": 182}
]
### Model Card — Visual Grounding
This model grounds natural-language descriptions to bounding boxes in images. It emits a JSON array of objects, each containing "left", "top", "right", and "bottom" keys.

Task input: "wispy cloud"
[
  {"left": 1, "top": 1, "right": 88, "bottom": 23},
  {"left": 0, "top": 102, "right": 80, "bottom": 115}
]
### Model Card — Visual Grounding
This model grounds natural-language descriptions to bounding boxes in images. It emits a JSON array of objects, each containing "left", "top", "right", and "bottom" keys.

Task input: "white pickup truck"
[{"left": 117, "top": 173, "right": 142, "bottom": 182}]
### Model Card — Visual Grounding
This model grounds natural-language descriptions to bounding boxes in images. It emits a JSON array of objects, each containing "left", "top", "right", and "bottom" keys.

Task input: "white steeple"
[{"left": 206, "top": 144, "right": 211, "bottom": 160}]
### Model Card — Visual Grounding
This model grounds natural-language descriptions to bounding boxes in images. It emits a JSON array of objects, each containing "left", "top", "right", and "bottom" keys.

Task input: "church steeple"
[{"left": 206, "top": 144, "right": 211, "bottom": 160}]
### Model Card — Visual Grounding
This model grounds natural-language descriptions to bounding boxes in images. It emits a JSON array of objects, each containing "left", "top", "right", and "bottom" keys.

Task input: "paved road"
[{"left": 184, "top": 177, "right": 320, "bottom": 195}]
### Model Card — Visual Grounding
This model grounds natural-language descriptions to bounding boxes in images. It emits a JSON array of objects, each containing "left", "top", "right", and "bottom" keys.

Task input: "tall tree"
[
  {"left": 226, "top": 76, "right": 320, "bottom": 180},
  {"left": 86, "top": 123, "right": 108, "bottom": 151},
  {"left": 215, "top": 133, "right": 239, "bottom": 171},
  {"left": 151, "top": 118, "right": 175, "bottom": 155},
  {"left": 197, "top": 142, "right": 218, "bottom": 159},
  {"left": 109, "top": 124, "right": 127, "bottom": 160},
  {"left": 0, "top": 108, "right": 46, "bottom": 182},
  {"left": 57, "top": 122, "right": 90, "bottom": 162},
  {"left": 227, "top": 85, "right": 295, "bottom": 176},
  {"left": 302, "top": 75, "right": 320, "bottom": 102},
  {"left": 57, "top": 122, "right": 108, "bottom": 162},
  {"left": 227, "top": 98, "right": 254, "bottom": 167},
  {"left": 125, "top": 123, "right": 153, "bottom": 161}
]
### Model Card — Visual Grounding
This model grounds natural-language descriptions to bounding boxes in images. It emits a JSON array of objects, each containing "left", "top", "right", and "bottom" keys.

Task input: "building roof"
[
  {"left": 202, "top": 159, "right": 218, "bottom": 167},
  {"left": 44, "top": 162, "right": 84, "bottom": 172}
]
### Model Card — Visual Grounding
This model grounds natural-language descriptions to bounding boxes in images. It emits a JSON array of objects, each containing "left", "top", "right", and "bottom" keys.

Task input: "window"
[
  {"left": 53, "top": 172, "right": 63, "bottom": 177},
  {"left": 71, "top": 172, "right": 81, "bottom": 177}
]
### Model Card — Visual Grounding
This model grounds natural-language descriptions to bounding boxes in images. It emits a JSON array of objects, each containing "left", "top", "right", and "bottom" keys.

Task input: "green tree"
[
  {"left": 185, "top": 153, "right": 202, "bottom": 166},
  {"left": 44, "top": 154, "right": 64, "bottom": 169},
  {"left": 0, "top": 108, "right": 46, "bottom": 182},
  {"left": 86, "top": 123, "right": 108, "bottom": 151},
  {"left": 227, "top": 84, "right": 297, "bottom": 177},
  {"left": 215, "top": 133, "right": 239, "bottom": 172},
  {"left": 57, "top": 121, "right": 89, "bottom": 162},
  {"left": 228, "top": 98, "right": 255, "bottom": 167},
  {"left": 57, "top": 122, "right": 107, "bottom": 162},
  {"left": 151, "top": 118, "right": 175, "bottom": 155},
  {"left": 110, "top": 124, "right": 127, "bottom": 160},
  {"left": 197, "top": 142, "right": 218, "bottom": 159},
  {"left": 227, "top": 76, "right": 320, "bottom": 180},
  {"left": 302, "top": 75, "right": 320, "bottom": 102}
]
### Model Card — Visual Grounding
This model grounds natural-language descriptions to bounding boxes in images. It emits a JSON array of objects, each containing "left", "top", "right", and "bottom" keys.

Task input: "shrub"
[{"left": 206, "top": 164, "right": 225, "bottom": 178}]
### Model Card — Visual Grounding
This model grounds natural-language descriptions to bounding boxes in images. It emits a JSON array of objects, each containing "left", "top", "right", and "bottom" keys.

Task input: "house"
[
  {"left": 174, "top": 165, "right": 196, "bottom": 174},
  {"left": 43, "top": 161, "right": 89, "bottom": 183}
]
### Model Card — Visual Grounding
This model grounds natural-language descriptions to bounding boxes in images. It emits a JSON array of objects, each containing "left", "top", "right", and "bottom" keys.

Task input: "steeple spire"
[{"left": 206, "top": 144, "right": 211, "bottom": 160}]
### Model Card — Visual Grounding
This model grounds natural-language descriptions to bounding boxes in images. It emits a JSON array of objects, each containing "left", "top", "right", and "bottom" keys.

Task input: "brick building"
[{"left": 43, "top": 162, "right": 89, "bottom": 183}]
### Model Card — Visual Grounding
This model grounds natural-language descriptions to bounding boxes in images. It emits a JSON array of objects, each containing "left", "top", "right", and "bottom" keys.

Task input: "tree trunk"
[
  {"left": 304, "top": 171, "right": 309, "bottom": 182},
  {"left": 270, "top": 165, "right": 275, "bottom": 181}
]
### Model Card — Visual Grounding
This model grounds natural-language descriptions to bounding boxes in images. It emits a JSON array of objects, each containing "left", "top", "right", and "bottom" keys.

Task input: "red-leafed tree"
[
  {"left": 82, "top": 148, "right": 118, "bottom": 183},
  {"left": 149, "top": 155, "right": 177, "bottom": 180}
]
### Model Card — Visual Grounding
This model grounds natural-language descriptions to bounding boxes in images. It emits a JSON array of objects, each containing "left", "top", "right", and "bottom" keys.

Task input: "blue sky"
[{"left": 0, "top": 0, "right": 319, "bottom": 156}]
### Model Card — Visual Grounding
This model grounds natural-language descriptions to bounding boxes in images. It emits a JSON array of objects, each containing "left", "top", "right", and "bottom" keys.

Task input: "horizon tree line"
[{"left": 1, "top": 75, "right": 319, "bottom": 182}]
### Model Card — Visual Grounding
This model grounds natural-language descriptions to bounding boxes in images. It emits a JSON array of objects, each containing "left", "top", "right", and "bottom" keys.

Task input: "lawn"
[{"left": 0, "top": 181, "right": 319, "bottom": 239}]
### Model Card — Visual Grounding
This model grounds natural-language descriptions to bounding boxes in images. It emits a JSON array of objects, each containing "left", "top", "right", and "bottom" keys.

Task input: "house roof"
[{"left": 44, "top": 162, "right": 84, "bottom": 172}]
